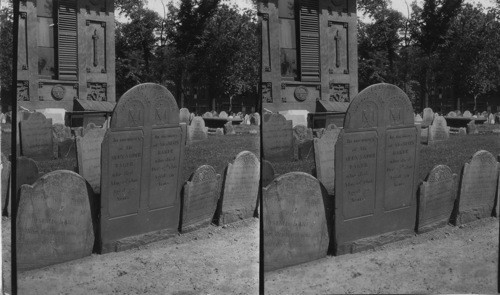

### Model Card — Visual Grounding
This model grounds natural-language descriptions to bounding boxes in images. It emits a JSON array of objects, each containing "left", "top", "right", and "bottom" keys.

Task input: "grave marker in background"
[
  {"left": 428, "top": 115, "right": 450, "bottom": 143},
  {"left": 262, "top": 113, "right": 293, "bottom": 162},
  {"left": 20, "top": 112, "right": 53, "bottom": 160},
  {"left": 314, "top": 127, "right": 341, "bottom": 195},
  {"left": 188, "top": 116, "right": 208, "bottom": 142},
  {"left": 466, "top": 120, "right": 478, "bottom": 134},
  {"left": 179, "top": 108, "right": 190, "bottom": 125},
  {"left": 77, "top": 128, "right": 107, "bottom": 194},
  {"left": 262, "top": 160, "right": 276, "bottom": 188},
  {"left": 463, "top": 110, "right": 472, "bottom": 118},
  {"left": 422, "top": 108, "right": 434, "bottom": 127},
  {"left": 293, "top": 125, "right": 314, "bottom": 160}
]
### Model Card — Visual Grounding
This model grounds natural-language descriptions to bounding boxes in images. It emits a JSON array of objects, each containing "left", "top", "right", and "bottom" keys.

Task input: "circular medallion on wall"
[
  {"left": 51, "top": 85, "right": 66, "bottom": 101},
  {"left": 294, "top": 86, "right": 309, "bottom": 102}
]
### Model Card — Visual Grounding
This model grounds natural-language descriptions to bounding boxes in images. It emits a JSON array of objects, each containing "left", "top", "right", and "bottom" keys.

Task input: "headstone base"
[
  {"left": 101, "top": 229, "right": 178, "bottom": 254},
  {"left": 454, "top": 205, "right": 494, "bottom": 225},
  {"left": 217, "top": 208, "right": 256, "bottom": 225},
  {"left": 335, "top": 229, "right": 415, "bottom": 255},
  {"left": 417, "top": 220, "right": 449, "bottom": 234}
]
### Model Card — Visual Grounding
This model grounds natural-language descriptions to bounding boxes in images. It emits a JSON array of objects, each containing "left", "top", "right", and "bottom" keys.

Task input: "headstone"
[
  {"left": 223, "top": 121, "right": 235, "bottom": 135},
  {"left": 466, "top": 120, "right": 478, "bottom": 135},
  {"left": 179, "top": 108, "right": 190, "bottom": 124},
  {"left": 219, "top": 151, "right": 260, "bottom": 224},
  {"left": 189, "top": 113, "right": 195, "bottom": 122},
  {"left": 1, "top": 154, "right": 10, "bottom": 215},
  {"left": 293, "top": 125, "right": 314, "bottom": 160},
  {"left": 262, "top": 160, "right": 276, "bottom": 188},
  {"left": 314, "top": 127, "right": 341, "bottom": 195},
  {"left": 57, "top": 138, "right": 76, "bottom": 159},
  {"left": 447, "top": 111, "right": 457, "bottom": 117},
  {"left": 100, "top": 83, "right": 185, "bottom": 253},
  {"left": 458, "top": 127, "right": 467, "bottom": 136},
  {"left": 489, "top": 113, "right": 495, "bottom": 124},
  {"left": 244, "top": 114, "right": 250, "bottom": 125},
  {"left": 263, "top": 172, "right": 329, "bottom": 271},
  {"left": 250, "top": 113, "right": 261, "bottom": 126},
  {"left": 202, "top": 112, "right": 213, "bottom": 118},
  {"left": 180, "top": 165, "right": 221, "bottom": 233},
  {"left": 414, "top": 114, "right": 423, "bottom": 123},
  {"left": 215, "top": 128, "right": 224, "bottom": 136},
  {"left": 20, "top": 112, "right": 53, "bottom": 160},
  {"left": 76, "top": 128, "right": 107, "bottom": 194},
  {"left": 262, "top": 113, "right": 293, "bottom": 162},
  {"left": 422, "top": 108, "right": 434, "bottom": 127},
  {"left": 456, "top": 110, "right": 462, "bottom": 116},
  {"left": 463, "top": 110, "right": 472, "bottom": 118},
  {"left": 428, "top": 115, "right": 450, "bottom": 143},
  {"left": 456, "top": 150, "right": 499, "bottom": 225},
  {"left": 83, "top": 123, "right": 99, "bottom": 136},
  {"left": 35, "top": 108, "right": 66, "bottom": 125},
  {"left": 418, "top": 165, "right": 457, "bottom": 233},
  {"left": 17, "top": 170, "right": 94, "bottom": 271},
  {"left": 52, "top": 123, "right": 72, "bottom": 141},
  {"left": 188, "top": 116, "right": 208, "bottom": 142},
  {"left": 335, "top": 83, "right": 419, "bottom": 255},
  {"left": 16, "top": 157, "right": 40, "bottom": 215},
  {"left": 219, "top": 111, "right": 228, "bottom": 119}
]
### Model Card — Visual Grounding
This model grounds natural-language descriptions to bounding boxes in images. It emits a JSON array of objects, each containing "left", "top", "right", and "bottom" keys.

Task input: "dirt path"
[
  {"left": 17, "top": 218, "right": 259, "bottom": 294},
  {"left": 265, "top": 217, "right": 499, "bottom": 294}
]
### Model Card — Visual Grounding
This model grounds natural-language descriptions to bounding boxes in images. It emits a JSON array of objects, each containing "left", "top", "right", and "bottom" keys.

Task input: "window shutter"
[
  {"left": 299, "top": 0, "right": 320, "bottom": 82},
  {"left": 58, "top": 0, "right": 78, "bottom": 80}
]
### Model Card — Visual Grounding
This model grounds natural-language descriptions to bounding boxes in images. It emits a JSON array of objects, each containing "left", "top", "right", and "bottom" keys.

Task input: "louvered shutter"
[
  {"left": 299, "top": 0, "right": 320, "bottom": 82},
  {"left": 58, "top": 0, "right": 78, "bottom": 80}
]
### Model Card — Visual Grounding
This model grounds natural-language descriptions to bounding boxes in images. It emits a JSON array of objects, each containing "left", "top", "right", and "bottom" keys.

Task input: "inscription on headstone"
[
  {"left": 20, "top": 112, "right": 53, "bottom": 160},
  {"left": 263, "top": 172, "right": 329, "bottom": 271},
  {"left": 262, "top": 113, "right": 293, "bottom": 162},
  {"left": 313, "top": 127, "right": 341, "bottom": 195},
  {"left": 76, "top": 128, "right": 106, "bottom": 194}
]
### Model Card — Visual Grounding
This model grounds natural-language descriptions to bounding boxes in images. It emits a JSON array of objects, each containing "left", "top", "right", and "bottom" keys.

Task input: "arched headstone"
[
  {"left": 428, "top": 115, "right": 450, "bottom": 143},
  {"left": 188, "top": 116, "right": 208, "bottom": 142},
  {"left": 262, "top": 113, "right": 293, "bottom": 162},
  {"left": 422, "top": 108, "right": 434, "bottom": 127},
  {"left": 219, "top": 111, "right": 228, "bottom": 119},
  {"left": 20, "top": 112, "right": 53, "bottom": 160}
]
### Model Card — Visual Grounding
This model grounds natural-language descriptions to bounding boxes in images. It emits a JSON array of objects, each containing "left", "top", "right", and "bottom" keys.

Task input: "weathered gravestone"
[
  {"left": 417, "top": 165, "right": 457, "bottom": 233},
  {"left": 456, "top": 110, "right": 462, "bottom": 116},
  {"left": 489, "top": 113, "right": 495, "bottom": 124},
  {"left": 455, "top": 150, "right": 499, "bottom": 225},
  {"left": 76, "top": 128, "right": 107, "bottom": 194},
  {"left": 1, "top": 154, "right": 10, "bottom": 215},
  {"left": 293, "top": 125, "right": 314, "bottom": 160},
  {"left": 13, "top": 157, "right": 40, "bottom": 216},
  {"left": 218, "top": 151, "right": 260, "bottom": 224},
  {"left": 262, "top": 160, "right": 276, "bottom": 188},
  {"left": 179, "top": 108, "right": 190, "bottom": 125},
  {"left": 17, "top": 170, "right": 94, "bottom": 271},
  {"left": 20, "top": 112, "right": 53, "bottom": 160},
  {"left": 422, "top": 108, "right": 434, "bottom": 127},
  {"left": 314, "top": 127, "right": 341, "bottom": 195},
  {"left": 83, "top": 123, "right": 100, "bottom": 136},
  {"left": 414, "top": 114, "right": 423, "bottom": 124},
  {"left": 188, "top": 116, "right": 208, "bottom": 142},
  {"left": 463, "top": 110, "right": 472, "bottom": 118},
  {"left": 428, "top": 115, "right": 450, "bottom": 143},
  {"left": 219, "top": 111, "right": 228, "bottom": 119},
  {"left": 180, "top": 165, "right": 220, "bottom": 232},
  {"left": 101, "top": 83, "right": 185, "bottom": 253},
  {"left": 224, "top": 121, "right": 235, "bottom": 135},
  {"left": 466, "top": 120, "right": 478, "bottom": 134},
  {"left": 250, "top": 113, "right": 261, "bottom": 126},
  {"left": 263, "top": 172, "right": 329, "bottom": 271},
  {"left": 447, "top": 111, "right": 457, "bottom": 117},
  {"left": 335, "top": 83, "right": 419, "bottom": 255},
  {"left": 52, "top": 123, "right": 72, "bottom": 141},
  {"left": 458, "top": 127, "right": 467, "bottom": 136},
  {"left": 190, "top": 113, "right": 195, "bottom": 122},
  {"left": 203, "top": 112, "right": 213, "bottom": 118},
  {"left": 215, "top": 128, "right": 224, "bottom": 136},
  {"left": 497, "top": 155, "right": 500, "bottom": 217},
  {"left": 262, "top": 113, "right": 293, "bottom": 162}
]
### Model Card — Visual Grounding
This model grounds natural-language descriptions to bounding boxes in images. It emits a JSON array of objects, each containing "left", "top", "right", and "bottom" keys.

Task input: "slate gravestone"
[
  {"left": 179, "top": 108, "right": 190, "bottom": 125},
  {"left": 203, "top": 112, "right": 213, "bottom": 118},
  {"left": 101, "top": 83, "right": 185, "bottom": 253},
  {"left": 414, "top": 114, "right": 423, "bottom": 123},
  {"left": 215, "top": 128, "right": 224, "bottom": 136},
  {"left": 314, "top": 127, "right": 341, "bottom": 195},
  {"left": 1, "top": 154, "right": 10, "bottom": 214},
  {"left": 293, "top": 125, "right": 314, "bottom": 160},
  {"left": 447, "top": 111, "right": 457, "bottom": 117},
  {"left": 262, "top": 160, "right": 276, "bottom": 188},
  {"left": 219, "top": 111, "right": 228, "bottom": 119},
  {"left": 463, "top": 110, "right": 472, "bottom": 118},
  {"left": 458, "top": 127, "right": 467, "bottom": 136},
  {"left": 456, "top": 150, "right": 499, "bottom": 224},
  {"left": 224, "top": 121, "right": 235, "bottom": 135},
  {"left": 17, "top": 170, "right": 94, "bottom": 271},
  {"left": 335, "top": 83, "right": 419, "bottom": 255},
  {"left": 422, "top": 108, "right": 434, "bottom": 127},
  {"left": 466, "top": 120, "right": 478, "bottom": 134},
  {"left": 263, "top": 172, "right": 329, "bottom": 271},
  {"left": 428, "top": 115, "right": 450, "bottom": 143},
  {"left": 76, "top": 128, "right": 106, "bottom": 194},
  {"left": 219, "top": 151, "right": 260, "bottom": 224},
  {"left": 20, "top": 112, "right": 53, "bottom": 160},
  {"left": 418, "top": 165, "right": 457, "bottom": 233},
  {"left": 262, "top": 113, "right": 293, "bottom": 162},
  {"left": 188, "top": 116, "right": 208, "bottom": 142},
  {"left": 15, "top": 157, "right": 40, "bottom": 215},
  {"left": 180, "top": 165, "right": 220, "bottom": 232}
]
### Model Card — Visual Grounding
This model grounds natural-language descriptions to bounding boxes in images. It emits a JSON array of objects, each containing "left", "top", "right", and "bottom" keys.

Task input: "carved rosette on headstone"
[
  {"left": 263, "top": 172, "right": 329, "bottom": 271},
  {"left": 77, "top": 128, "right": 106, "bottom": 194},
  {"left": 456, "top": 150, "right": 500, "bottom": 225},
  {"left": 218, "top": 151, "right": 260, "bottom": 224},
  {"left": 180, "top": 165, "right": 221, "bottom": 232},
  {"left": 17, "top": 170, "right": 94, "bottom": 271},
  {"left": 335, "top": 83, "right": 420, "bottom": 255},
  {"left": 262, "top": 113, "right": 293, "bottom": 162},
  {"left": 418, "top": 165, "right": 457, "bottom": 233},
  {"left": 20, "top": 112, "right": 53, "bottom": 160},
  {"left": 100, "top": 83, "right": 185, "bottom": 253},
  {"left": 314, "top": 127, "right": 341, "bottom": 195}
]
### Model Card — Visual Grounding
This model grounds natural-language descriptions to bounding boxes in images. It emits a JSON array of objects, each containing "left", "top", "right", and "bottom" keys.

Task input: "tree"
[{"left": 0, "top": 2, "right": 13, "bottom": 110}]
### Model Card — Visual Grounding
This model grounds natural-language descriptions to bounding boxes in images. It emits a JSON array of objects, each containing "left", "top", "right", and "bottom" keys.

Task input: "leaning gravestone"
[
  {"left": 20, "top": 112, "right": 53, "bottom": 160},
  {"left": 335, "top": 83, "right": 419, "bottom": 255},
  {"left": 262, "top": 113, "right": 293, "bottom": 162},
  {"left": 17, "top": 170, "right": 94, "bottom": 271},
  {"left": 463, "top": 110, "right": 472, "bottom": 118},
  {"left": 314, "top": 127, "right": 341, "bottom": 195},
  {"left": 263, "top": 172, "right": 329, "bottom": 271},
  {"left": 417, "top": 165, "right": 457, "bottom": 233},
  {"left": 1, "top": 154, "right": 10, "bottom": 214},
  {"left": 293, "top": 125, "right": 314, "bottom": 160},
  {"left": 261, "top": 160, "right": 276, "bottom": 188},
  {"left": 101, "top": 83, "right": 185, "bottom": 253},
  {"left": 180, "top": 165, "right": 220, "bottom": 232},
  {"left": 219, "top": 151, "right": 260, "bottom": 224},
  {"left": 188, "top": 116, "right": 208, "bottom": 142},
  {"left": 455, "top": 150, "right": 499, "bottom": 225},
  {"left": 179, "top": 108, "right": 190, "bottom": 125},
  {"left": 428, "top": 115, "right": 450, "bottom": 143},
  {"left": 76, "top": 128, "right": 106, "bottom": 194},
  {"left": 422, "top": 108, "right": 434, "bottom": 127}
]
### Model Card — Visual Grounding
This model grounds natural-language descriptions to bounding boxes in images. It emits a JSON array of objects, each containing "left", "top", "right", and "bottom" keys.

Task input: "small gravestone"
[
  {"left": 335, "top": 83, "right": 419, "bottom": 255},
  {"left": 219, "top": 151, "right": 260, "bottom": 224},
  {"left": 190, "top": 113, "right": 195, "bottom": 122},
  {"left": 262, "top": 113, "right": 293, "bottom": 162},
  {"left": 1, "top": 154, "right": 10, "bottom": 215},
  {"left": 212, "top": 111, "right": 218, "bottom": 117},
  {"left": 458, "top": 127, "right": 467, "bottom": 136},
  {"left": 250, "top": 113, "right": 261, "bottom": 126},
  {"left": 76, "top": 128, "right": 106, "bottom": 194},
  {"left": 16, "top": 157, "right": 40, "bottom": 215},
  {"left": 428, "top": 115, "right": 450, "bottom": 143},
  {"left": 418, "top": 165, "right": 457, "bottom": 233},
  {"left": 219, "top": 111, "right": 228, "bottom": 119},
  {"left": 202, "top": 112, "right": 212, "bottom": 118},
  {"left": 262, "top": 160, "right": 276, "bottom": 188},
  {"left": 224, "top": 121, "right": 235, "bottom": 135},
  {"left": 293, "top": 125, "right": 314, "bottom": 160},
  {"left": 414, "top": 114, "right": 423, "bottom": 123},
  {"left": 263, "top": 172, "right": 329, "bottom": 271},
  {"left": 215, "top": 128, "right": 224, "bottom": 136},
  {"left": 179, "top": 108, "right": 190, "bottom": 124},
  {"left": 20, "top": 112, "right": 53, "bottom": 160},
  {"left": 456, "top": 150, "right": 499, "bottom": 224},
  {"left": 52, "top": 124, "right": 72, "bottom": 141},
  {"left": 17, "top": 170, "right": 94, "bottom": 271},
  {"left": 466, "top": 120, "right": 478, "bottom": 135},
  {"left": 314, "top": 127, "right": 341, "bottom": 195},
  {"left": 497, "top": 155, "right": 500, "bottom": 217},
  {"left": 82, "top": 123, "right": 99, "bottom": 136},
  {"left": 244, "top": 114, "right": 250, "bottom": 125},
  {"left": 489, "top": 113, "right": 495, "bottom": 124},
  {"left": 422, "top": 108, "right": 434, "bottom": 127},
  {"left": 447, "top": 111, "right": 457, "bottom": 117},
  {"left": 463, "top": 110, "right": 472, "bottom": 118},
  {"left": 188, "top": 116, "right": 208, "bottom": 142},
  {"left": 180, "top": 165, "right": 220, "bottom": 233},
  {"left": 101, "top": 83, "right": 185, "bottom": 253}
]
